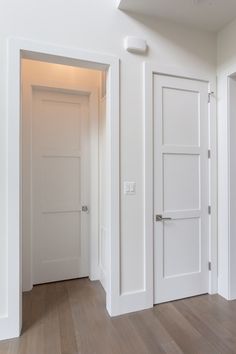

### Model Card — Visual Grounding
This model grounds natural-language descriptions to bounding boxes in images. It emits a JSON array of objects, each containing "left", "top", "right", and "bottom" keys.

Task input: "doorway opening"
[
  {"left": 21, "top": 58, "right": 109, "bottom": 317},
  {"left": 21, "top": 58, "right": 108, "bottom": 291},
  {"left": 5, "top": 39, "right": 120, "bottom": 339}
]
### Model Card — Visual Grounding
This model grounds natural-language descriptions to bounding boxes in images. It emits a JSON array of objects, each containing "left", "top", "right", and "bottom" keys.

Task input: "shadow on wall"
[{"left": 217, "top": 17, "right": 236, "bottom": 71}]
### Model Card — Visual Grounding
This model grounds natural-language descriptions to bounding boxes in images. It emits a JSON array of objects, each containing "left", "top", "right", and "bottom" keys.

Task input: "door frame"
[
  {"left": 5, "top": 37, "right": 120, "bottom": 339},
  {"left": 22, "top": 83, "right": 100, "bottom": 291},
  {"left": 143, "top": 62, "right": 218, "bottom": 305}
]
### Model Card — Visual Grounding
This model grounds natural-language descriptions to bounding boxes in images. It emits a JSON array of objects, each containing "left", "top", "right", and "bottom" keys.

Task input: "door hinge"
[
  {"left": 208, "top": 150, "right": 211, "bottom": 159},
  {"left": 208, "top": 262, "right": 212, "bottom": 271},
  {"left": 208, "top": 205, "right": 211, "bottom": 215},
  {"left": 208, "top": 91, "right": 214, "bottom": 103}
]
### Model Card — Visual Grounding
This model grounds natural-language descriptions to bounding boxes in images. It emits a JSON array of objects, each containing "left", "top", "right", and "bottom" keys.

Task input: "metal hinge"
[
  {"left": 208, "top": 91, "right": 214, "bottom": 103},
  {"left": 208, "top": 262, "right": 212, "bottom": 271},
  {"left": 208, "top": 150, "right": 211, "bottom": 159},
  {"left": 208, "top": 205, "right": 211, "bottom": 215}
]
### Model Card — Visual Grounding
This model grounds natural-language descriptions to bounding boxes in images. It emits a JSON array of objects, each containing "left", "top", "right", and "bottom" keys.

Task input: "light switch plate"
[{"left": 124, "top": 182, "right": 136, "bottom": 195}]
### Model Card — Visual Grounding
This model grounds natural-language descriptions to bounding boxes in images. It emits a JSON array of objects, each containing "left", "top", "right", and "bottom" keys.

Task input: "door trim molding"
[
  {"left": 3, "top": 37, "right": 120, "bottom": 340},
  {"left": 143, "top": 62, "right": 218, "bottom": 305}
]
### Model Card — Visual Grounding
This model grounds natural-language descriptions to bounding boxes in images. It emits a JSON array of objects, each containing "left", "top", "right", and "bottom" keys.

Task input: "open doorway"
[
  {"left": 6, "top": 39, "right": 120, "bottom": 338},
  {"left": 21, "top": 59, "right": 108, "bottom": 293}
]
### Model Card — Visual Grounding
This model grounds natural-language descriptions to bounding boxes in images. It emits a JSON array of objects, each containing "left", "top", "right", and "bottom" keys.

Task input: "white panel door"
[
  {"left": 154, "top": 74, "right": 209, "bottom": 304},
  {"left": 32, "top": 88, "right": 89, "bottom": 284}
]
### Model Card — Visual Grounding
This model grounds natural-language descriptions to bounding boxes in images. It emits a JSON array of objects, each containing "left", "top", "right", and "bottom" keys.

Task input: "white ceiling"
[{"left": 117, "top": 0, "right": 236, "bottom": 32}]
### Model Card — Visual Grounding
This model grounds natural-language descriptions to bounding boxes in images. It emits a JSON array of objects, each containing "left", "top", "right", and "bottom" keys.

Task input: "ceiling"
[{"left": 117, "top": 0, "right": 236, "bottom": 32}]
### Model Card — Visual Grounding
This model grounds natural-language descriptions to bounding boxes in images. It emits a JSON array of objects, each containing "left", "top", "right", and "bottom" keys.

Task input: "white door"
[
  {"left": 154, "top": 74, "right": 209, "bottom": 304},
  {"left": 32, "top": 88, "right": 89, "bottom": 284}
]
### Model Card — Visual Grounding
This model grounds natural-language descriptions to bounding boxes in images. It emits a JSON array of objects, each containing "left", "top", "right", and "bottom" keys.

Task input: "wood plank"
[{"left": 1, "top": 279, "right": 236, "bottom": 354}]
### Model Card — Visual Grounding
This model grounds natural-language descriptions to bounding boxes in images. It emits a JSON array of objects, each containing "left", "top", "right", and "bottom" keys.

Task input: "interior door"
[
  {"left": 32, "top": 88, "right": 89, "bottom": 284},
  {"left": 154, "top": 74, "right": 209, "bottom": 304}
]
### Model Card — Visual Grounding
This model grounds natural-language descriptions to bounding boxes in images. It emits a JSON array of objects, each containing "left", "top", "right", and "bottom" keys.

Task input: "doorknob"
[
  {"left": 155, "top": 214, "right": 172, "bottom": 222},
  {"left": 82, "top": 206, "right": 89, "bottom": 212}
]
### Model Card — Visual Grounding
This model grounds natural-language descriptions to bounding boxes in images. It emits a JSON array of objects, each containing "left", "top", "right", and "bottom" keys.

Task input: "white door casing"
[
  {"left": 5, "top": 38, "right": 119, "bottom": 340},
  {"left": 32, "top": 88, "right": 89, "bottom": 284},
  {"left": 154, "top": 74, "right": 209, "bottom": 304}
]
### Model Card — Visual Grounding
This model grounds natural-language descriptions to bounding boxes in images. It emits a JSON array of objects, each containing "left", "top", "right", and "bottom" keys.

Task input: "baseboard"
[{"left": 0, "top": 316, "right": 20, "bottom": 341}]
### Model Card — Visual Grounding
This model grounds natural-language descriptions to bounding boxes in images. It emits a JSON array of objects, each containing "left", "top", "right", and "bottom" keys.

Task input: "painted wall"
[
  {"left": 0, "top": 0, "right": 216, "bottom": 325},
  {"left": 229, "top": 76, "right": 236, "bottom": 299},
  {"left": 21, "top": 59, "right": 101, "bottom": 291},
  {"left": 217, "top": 19, "right": 236, "bottom": 299}
]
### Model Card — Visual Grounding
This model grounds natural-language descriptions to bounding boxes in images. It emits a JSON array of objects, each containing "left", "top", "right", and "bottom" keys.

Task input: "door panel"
[
  {"left": 41, "top": 156, "right": 81, "bottom": 211},
  {"left": 163, "top": 154, "right": 200, "bottom": 211},
  {"left": 154, "top": 74, "right": 209, "bottom": 304},
  {"left": 163, "top": 218, "right": 200, "bottom": 278},
  {"left": 39, "top": 99, "right": 81, "bottom": 151},
  {"left": 32, "top": 89, "right": 89, "bottom": 284},
  {"left": 41, "top": 212, "right": 81, "bottom": 255},
  {"left": 162, "top": 87, "right": 200, "bottom": 146}
]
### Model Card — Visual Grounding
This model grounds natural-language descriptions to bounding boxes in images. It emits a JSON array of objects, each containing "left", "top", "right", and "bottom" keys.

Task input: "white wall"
[
  {"left": 229, "top": 76, "right": 236, "bottom": 299},
  {"left": 21, "top": 59, "right": 101, "bottom": 291},
  {"left": 0, "top": 0, "right": 217, "bottom": 330},
  {"left": 217, "top": 20, "right": 236, "bottom": 299}
]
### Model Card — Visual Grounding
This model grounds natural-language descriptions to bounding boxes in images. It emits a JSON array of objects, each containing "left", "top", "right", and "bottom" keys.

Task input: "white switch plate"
[{"left": 124, "top": 182, "right": 136, "bottom": 195}]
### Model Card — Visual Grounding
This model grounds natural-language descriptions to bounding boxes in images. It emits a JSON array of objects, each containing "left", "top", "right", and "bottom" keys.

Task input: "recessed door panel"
[
  {"left": 163, "top": 218, "right": 201, "bottom": 278},
  {"left": 39, "top": 99, "right": 81, "bottom": 151},
  {"left": 41, "top": 212, "right": 81, "bottom": 261},
  {"left": 162, "top": 87, "right": 200, "bottom": 147},
  {"left": 41, "top": 156, "right": 81, "bottom": 210},
  {"left": 163, "top": 154, "right": 200, "bottom": 211}
]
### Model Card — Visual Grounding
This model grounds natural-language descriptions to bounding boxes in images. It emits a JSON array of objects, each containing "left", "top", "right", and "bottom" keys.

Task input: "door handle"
[
  {"left": 155, "top": 214, "right": 172, "bottom": 222},
  {"left": 82, "top": 205, "right": 89, "bottom": 212}
]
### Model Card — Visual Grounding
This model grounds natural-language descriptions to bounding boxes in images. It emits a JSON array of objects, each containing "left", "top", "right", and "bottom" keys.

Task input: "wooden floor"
[{"left": 1, "top": 279, "right": 236, "bottom": 354}]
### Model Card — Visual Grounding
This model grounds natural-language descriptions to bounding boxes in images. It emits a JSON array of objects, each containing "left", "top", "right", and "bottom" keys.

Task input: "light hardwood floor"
[{"left": 1, "top": 278, "right": 236, "bottom": 354}]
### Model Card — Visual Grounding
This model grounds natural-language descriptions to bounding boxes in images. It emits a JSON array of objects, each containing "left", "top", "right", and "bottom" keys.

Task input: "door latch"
[{"left": 82, "top": 206, "right": 89, "bottom": 212}]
